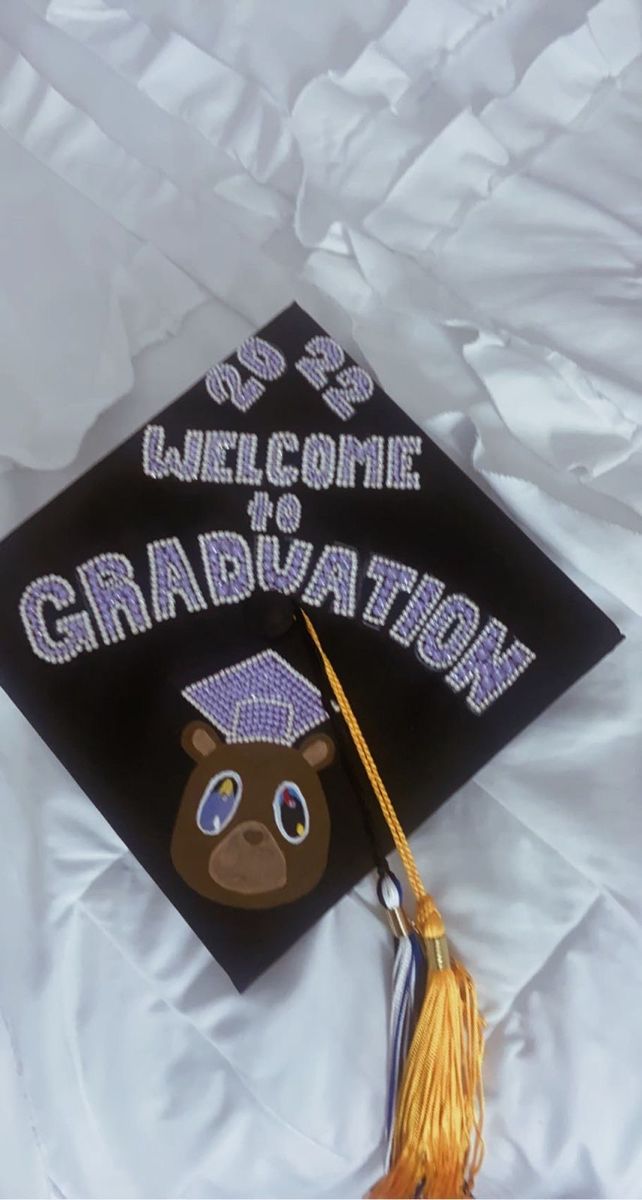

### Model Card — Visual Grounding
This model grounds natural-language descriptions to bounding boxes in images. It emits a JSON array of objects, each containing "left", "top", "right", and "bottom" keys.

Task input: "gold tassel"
[
  {"left": 370, "top": 913, "right": 485, "bottom": 1199},
  {"left": 298, "top": 609, "right": 485, "bottom": 1200}
]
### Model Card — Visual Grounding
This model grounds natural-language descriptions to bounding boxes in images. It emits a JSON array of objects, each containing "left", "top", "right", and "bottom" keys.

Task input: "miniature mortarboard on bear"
[{"left": 0, "top": 304, "right": 622, "bottom": 1197}]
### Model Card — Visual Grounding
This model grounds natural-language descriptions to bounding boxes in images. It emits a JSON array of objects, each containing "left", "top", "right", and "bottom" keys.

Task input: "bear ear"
[
  {"left": 299, "top": 732, "right": 335, "bottom": 772},
  {"left": 181, "top": 721, "right": 220, "bottom": 762}
]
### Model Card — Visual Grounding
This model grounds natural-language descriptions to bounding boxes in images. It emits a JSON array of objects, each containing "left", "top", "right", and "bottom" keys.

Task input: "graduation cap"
[{"left": 0, "top": 304, "right": 622, "bottom": 1197}]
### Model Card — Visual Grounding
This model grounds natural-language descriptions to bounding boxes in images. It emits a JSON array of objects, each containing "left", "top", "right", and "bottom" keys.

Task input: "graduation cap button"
[
  {"left": 260, "top": 595, "right": 296, "bottom": 641},
  {"left": 241, "top": 593, "right": 295, "bottom": 642}
]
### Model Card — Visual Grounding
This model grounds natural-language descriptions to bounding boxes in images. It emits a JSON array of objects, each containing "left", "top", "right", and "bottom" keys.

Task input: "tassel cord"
[
  {"left": 298, "top": 608, "right": 428, "bottom": 910},
  {"left": 296, "top": 600, "right": 392, "bottom": 885}
]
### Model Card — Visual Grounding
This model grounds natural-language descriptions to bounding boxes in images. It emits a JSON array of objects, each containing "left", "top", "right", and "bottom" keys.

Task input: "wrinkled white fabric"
[{"left": 0, "top": 1, "right": 641, "bottom": 1197}]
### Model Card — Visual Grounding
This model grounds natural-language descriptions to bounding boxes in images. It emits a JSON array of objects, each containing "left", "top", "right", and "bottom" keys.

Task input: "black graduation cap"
[
  {"left": 0, "top": 300, "right": 621, "bottom": 976},
  {"left": 0, "top": 303, "right": 622, "bottom": 1194}
]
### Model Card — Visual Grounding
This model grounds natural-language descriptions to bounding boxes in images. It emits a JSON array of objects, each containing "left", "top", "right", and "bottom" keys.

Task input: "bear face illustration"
[{"left": 171, "top": 720, "right": 334, "bottom": 909}]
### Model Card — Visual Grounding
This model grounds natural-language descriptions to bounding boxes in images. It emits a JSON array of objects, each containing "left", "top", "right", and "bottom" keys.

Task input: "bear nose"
[{"left": 243, "top": 826, "right": 266, "bottom": 846}]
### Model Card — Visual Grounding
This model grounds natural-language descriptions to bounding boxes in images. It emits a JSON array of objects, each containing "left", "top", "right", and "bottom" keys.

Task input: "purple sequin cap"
[{"left": 183, "top": 649, "right": 328, "bottom": 746}]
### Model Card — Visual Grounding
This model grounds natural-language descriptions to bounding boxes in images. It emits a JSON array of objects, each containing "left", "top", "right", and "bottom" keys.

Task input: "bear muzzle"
[{"left": 208, "top": 820, "right": 287, "bottom": 895}]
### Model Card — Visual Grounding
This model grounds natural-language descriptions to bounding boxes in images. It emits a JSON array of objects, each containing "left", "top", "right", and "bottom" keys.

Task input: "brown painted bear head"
[{"left": 171, "top": 720, "right": 334, "bottom": 909}]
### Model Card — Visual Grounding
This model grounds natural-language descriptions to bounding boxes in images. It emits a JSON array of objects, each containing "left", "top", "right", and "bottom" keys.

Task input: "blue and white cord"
[{"left": 378, "top": 872, "right": 424, "bottom": 1168}]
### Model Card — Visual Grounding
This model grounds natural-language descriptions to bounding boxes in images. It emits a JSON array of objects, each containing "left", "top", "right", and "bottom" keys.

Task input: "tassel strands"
[
  {"left": 298, "top": 609, "right": 485, "bottom": 1200},
  {"left": 372, "top": 913, "right": 485, "bottom": 1199}
]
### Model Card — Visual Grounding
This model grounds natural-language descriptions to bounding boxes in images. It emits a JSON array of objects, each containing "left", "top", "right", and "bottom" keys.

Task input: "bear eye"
[
  {"left": 273, "top": 781, "right": 309, "bottom": 845},
  {"left": 196, "top": 771, "right": 242, "bottom": 836}
]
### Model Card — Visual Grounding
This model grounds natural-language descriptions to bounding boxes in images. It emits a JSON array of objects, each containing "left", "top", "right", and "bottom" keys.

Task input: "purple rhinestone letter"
[
  {"left": 148, "top": 537, "right": 207, "bottom": 622},
  {"left": 142, "top": 425, "right": 203, "bottom": 482},
  {"left": 336, "top": 435, "right": 385, "bottom": 489},
  {"left": 256, "top": 536, "right": 313, "bottom": 595},
  {"left": 389, "top": 575, "right": 445, "bottom": 647},
  {"left": 20, "top": 574, "right": 98, "bottom": 664},
  {"left": 363, "top": 556, "right": 418, "bottom": 628},
  {"left": 446, "top": 618, "right": 536, "bottom": 714},
  {"left": 78, "top": 553, "right": 152, "bottom": 646},
  {"left": 199, "top": 532, "right": 255, "bottom": 606},
  {"left": 386, "top": 436, "right": 422, "bottom": 490},
  {"left": 301, "top": 434, "right": 336, "bottom": 490},
  {"left": 302, "top": 544, "right": 359, "bottom": 618},
  {"left": 200, "top": 431, "right": 238, "bottom": 484},
  {"left": 417, "top": 595, "right": 480, "bottom": 670}
]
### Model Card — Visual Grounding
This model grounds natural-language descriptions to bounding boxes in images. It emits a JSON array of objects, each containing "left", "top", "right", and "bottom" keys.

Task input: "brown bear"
[{"left": 171, "top": 720, "right": 335, "bottom": 909}]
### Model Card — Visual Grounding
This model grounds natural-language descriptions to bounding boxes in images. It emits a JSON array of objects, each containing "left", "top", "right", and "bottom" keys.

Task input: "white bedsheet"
[{"left": 0, "top": 2, "right": 641, "bottom": 1196}]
